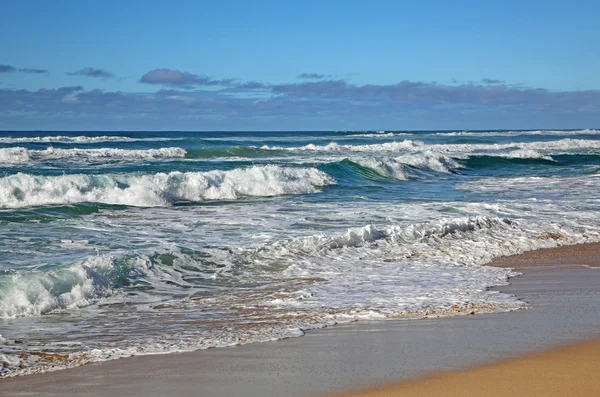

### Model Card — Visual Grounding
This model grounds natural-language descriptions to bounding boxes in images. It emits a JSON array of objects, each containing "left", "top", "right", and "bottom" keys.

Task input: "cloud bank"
[{"left": 1, "top": 68, "right": 598, "bottom": 130}]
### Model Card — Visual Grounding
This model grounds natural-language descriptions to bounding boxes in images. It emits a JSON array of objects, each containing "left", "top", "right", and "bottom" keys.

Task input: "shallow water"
[{"left": 1, "top": 129, "right": 599, "bottom": 376}]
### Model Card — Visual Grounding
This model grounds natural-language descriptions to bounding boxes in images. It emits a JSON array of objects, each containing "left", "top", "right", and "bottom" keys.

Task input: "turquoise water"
[{"left": 1, "top": 129, "right": 600, "bottom": 376}]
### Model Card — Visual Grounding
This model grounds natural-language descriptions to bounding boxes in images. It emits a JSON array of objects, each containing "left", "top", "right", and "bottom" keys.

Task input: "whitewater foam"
[
  {"left": 0, "top": 165, "right": 335, "bottom": 208},
  {"left": 352, "top": 152, "right": 462, "bottom": 179},
  {"left": 0, "top": 256, "right": 120, "bottom": 318},
  {"left": 0, "top": 147, "right": 187, "bottom": 164},
  {"left": 435, "top": 129, "right": 599, "bottom": 137},
  {"left": 266, "top": 138, "right": 600, "bottom": 158},
  {"left": 0, "top": 147, "right": 30, "bottom": 163},
  {"left": 2, "top": 129, "right": 600, "bottom": 379},
  {"left": 2, "top": 211, "right": 599, "bottom": 377},
  {"left": 347, "top": 132, "right": 413, "bottom": 137},
  {"left": 0, "top": 135, "right": 180, "bottom": 144},
  {"left": 499, "top": 149, "right": 554, "bottom": 160},
  {"left": 430, "top": 138, "right": 600, "bottom": 154}
]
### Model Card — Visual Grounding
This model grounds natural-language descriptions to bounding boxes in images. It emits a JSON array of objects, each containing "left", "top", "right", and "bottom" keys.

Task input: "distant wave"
[
  {"left": 0, "top": 135, "right": 180, "bottom": 144},
  {"left": 434, "top": 129, "right": 598, "bottom": 137},
  {"left": 0, "top": 147, "right": 187, "bottom": 164},
  {"left": 264, "top": 138, "right": 600, "bottom": 155},
  {"left": 349, "top": 152, "right": 462, "bottom": 180},
  {"left": 346, "top": 132, "right": 413, "bottom": 138},
  {"left": 430, "top": 138, "right": 600, "bottom": 154},
  {"left": 0, "top": 165, "right": 335, "bottom": 208},
  {"left": 262, "top": 140, "right": 422, "bottom": 152},
  {"left": 497, "top": 149, "right": 554, "bottom": 161}
]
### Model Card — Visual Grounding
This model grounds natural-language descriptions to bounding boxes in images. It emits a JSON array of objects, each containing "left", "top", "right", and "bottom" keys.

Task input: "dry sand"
[
  {"left": 1, "top": 243, "right": 600, "bottom": 397},
  {"left": 491, "top": 242, "right": 600, "bottom": 268}
]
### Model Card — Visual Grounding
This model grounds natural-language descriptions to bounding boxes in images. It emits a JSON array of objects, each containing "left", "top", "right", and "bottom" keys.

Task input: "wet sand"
[{"left": 1, "top": 243, "right": 599, "bottom": 397}]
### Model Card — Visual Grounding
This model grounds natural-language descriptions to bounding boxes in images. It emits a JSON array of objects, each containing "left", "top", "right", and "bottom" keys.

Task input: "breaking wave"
[
  {"left": 435, "top": 129, "right": 599, "bottom": 137},
  {"left": 264, "top": 138, "right": 600, "bottom": 155},
  {"left": 0, "top": 147, "right": 187, "bottom": 164},
  {"left": 262, "top": 140, "right": 422, "bottom": 152},
  {"left": 350, "top": 152, "right": 462, "bottom": 180},
  {"left": 3, "top": 215, "right": 594, "bottom": 321},
  {"left": 0, "top": 135, "right": 180, "bottom": 144},
  {"left": 0, "top": 256, "right": 123, "bottom": 318},
  {"left": 0, "top": 166, "right": 335, "bottom": 208}
]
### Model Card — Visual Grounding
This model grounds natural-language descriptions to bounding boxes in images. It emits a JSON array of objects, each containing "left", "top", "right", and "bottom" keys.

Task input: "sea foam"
[
  {"left": 0, "top": 256, "right": 121, "bottom": 318},
  {"left": 0, "top": 135, "right": 179, "bottom": 144},
  {"left": 265, "top": 138, "right": 600, "bottom": 156},
  {"left": 352, "top": 152, "right": 462, "bottom": 179},
  {"left": 0, "top": 147, "right": 187, "bottom": 164},
  {"left": 0, "top": 165, "right": 335, "bottom": 208}
]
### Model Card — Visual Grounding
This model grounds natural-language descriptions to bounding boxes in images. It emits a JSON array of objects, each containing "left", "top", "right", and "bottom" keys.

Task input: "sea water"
[{"left": 1, "top": 129, "right": 599, "bottom": 376}]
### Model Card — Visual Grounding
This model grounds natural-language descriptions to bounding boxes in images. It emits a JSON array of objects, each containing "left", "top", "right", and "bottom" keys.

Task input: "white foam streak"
[
  {"left": 265, "top": 138, "right": 600, "bottom": 157},
  {"left": 431, "top": 138, "right": 600, "bottom": 154},
  {"left": 501, "top": 149, "right": 554, "bottom": 160},
  {"left": 263, "top": 140, "right": 422, "bottom": 152},
  {"left": 435, "top": 129, "right": 598, "bottom": 137},
  {"left": 0, "top": 166, "right": 335, "bottom": 208},
  {"left": 0, "top": 147, "right": 187, "bottom": 164},
  {"left": 0, "top": 135, "right": 179, "bottom": 144},
  {"left": 348, "top": 132, "right": 412, "bottom": 137}
]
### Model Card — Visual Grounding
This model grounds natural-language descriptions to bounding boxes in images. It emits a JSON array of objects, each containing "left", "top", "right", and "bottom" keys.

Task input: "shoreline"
[
  {"left": 1, "top": 243, "right": 600, "bottom": 396},
  {"left": 333, "top": 242, "right": 600, "bottom": 396},
  {"left": 334, "top": 338, "right": 600, "bottom": 397}
]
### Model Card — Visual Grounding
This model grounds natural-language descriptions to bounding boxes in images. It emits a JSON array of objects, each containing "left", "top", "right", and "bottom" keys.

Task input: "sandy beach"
[
  {"left": 1, "top": 242, "right": 600, "bottom": 396},
  {"left": 336, "top": 339, "right": 600, "bottom": 397},
  {"left": 2, "top": 2, "right": 598, "bottom": 396},
  {"left": 334, "top": 243, "right": 600, "bottom": 397}
]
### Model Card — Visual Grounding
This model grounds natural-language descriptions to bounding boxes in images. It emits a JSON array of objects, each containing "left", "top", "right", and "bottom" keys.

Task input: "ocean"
[{"left": 1, "top": 129, "right": 599, "bottom": 377}]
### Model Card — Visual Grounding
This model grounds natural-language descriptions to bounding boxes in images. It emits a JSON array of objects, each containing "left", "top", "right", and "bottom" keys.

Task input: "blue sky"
[{"left": 1, "top": 0, "right": 599, "bottom": 130}]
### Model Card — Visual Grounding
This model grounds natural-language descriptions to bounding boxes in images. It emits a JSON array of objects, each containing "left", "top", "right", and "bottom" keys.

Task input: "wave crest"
[
  {"left": 0, "top": 256, "right": 121, "bottom": 318},
  {"left": 0, "top": 147, "right": 187, "bottom": 164},
  {"left": 0, "top": 135, "right": 179, "bottom": 144},
  {"left": 352, "top": 152, "right": 462, "bottom": 180},
  {"left": 264, "top": 138, "right": 600, "bottom": 155},
  {"left": 0, "top": 166, "right": 336, "bottom": 208}
]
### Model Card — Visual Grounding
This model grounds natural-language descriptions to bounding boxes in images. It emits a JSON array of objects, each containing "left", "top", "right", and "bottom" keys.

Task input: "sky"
[{"left": 0, "top": 0, "right": 599, "bottom": 131}]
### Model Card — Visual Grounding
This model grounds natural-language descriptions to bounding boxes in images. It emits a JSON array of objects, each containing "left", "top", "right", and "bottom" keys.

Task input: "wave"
[
  {"left": 0, "top": 256, "right": 123, "bottom": 318},
  {"left": 495, "top": 149, "right": 554, "bottom": 161},
  {"left": 265, "top": 138, "right": 600, "bottom": 156},
  {"left": 2, "top": 214, "right": 598, "bottom": 378},
  {"left": 350, "top": 152, "right": 462, "bottom": 180},
  {"left": 0, "top": 166, "right": 335, "bottom": 209},
  {"left": 0, "top": 147, "right": 187, "bottom": 164},
  {"left": 0, "top": 147, "right": 30, "bottom": 164},
  {"left": 434, "top": 129, "right": 599, "bottom": 137},
  {"left": 0, "top": 135, "right": 180, "bottom": 144},
  {"left": 0, "top": 215, "right": 576, "bottom": 320},
  {"left": 346, "top": 132, "right": 413, "bottom": 138},
  {"left": 431, "top": 138, "right": 600, "bottom": 154},
  {"left": 262, "top": 140, "right": 422, "bottom": 152}
]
